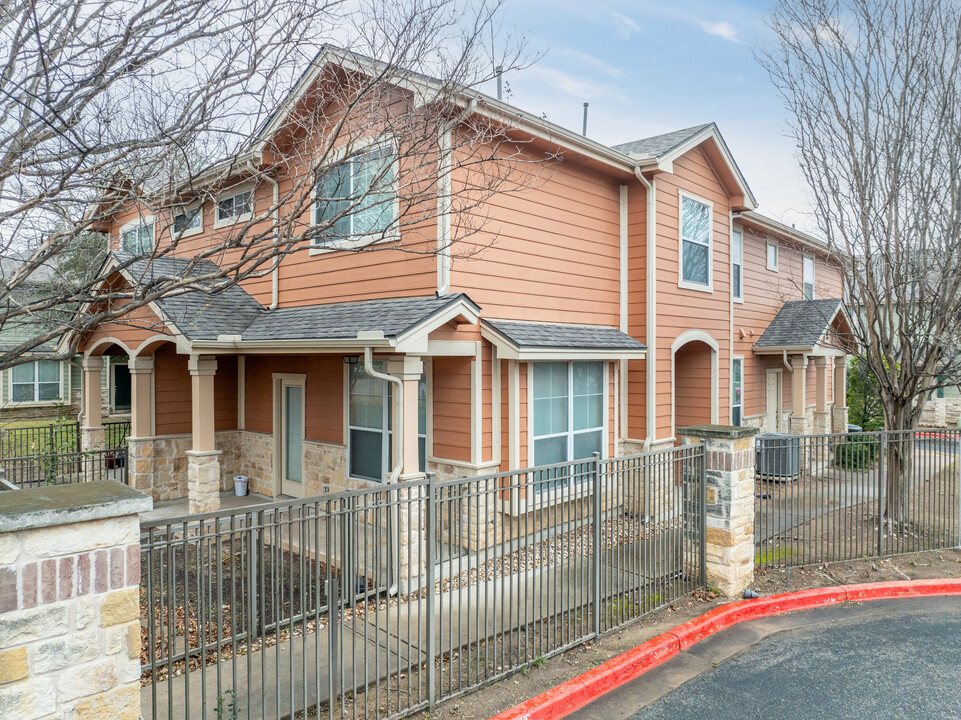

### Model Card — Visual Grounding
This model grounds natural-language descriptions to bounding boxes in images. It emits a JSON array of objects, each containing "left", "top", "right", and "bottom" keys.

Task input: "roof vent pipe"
[
  {"left": 582, "top": 102, "right": 589, "bottom": 136},
  {"left": 495, "top": 66, "right": 503, "bottom": 101}
]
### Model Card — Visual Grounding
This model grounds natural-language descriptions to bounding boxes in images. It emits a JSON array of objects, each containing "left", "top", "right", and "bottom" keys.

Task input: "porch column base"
[
  {"left": 127, "top": 437, "right": 155, "bottom": 495},
  {"left": 187, "top": 450, "right": 221, "bottom": 514},
  {"left": 81, "top": 425, "right": 105, "bottom": 451},
  {"left": 812, "top": 410, "right": 832, "bottom": 434},
  {"left": 789, "top": 414, "right": 811, "bottom": 436},
  {"left": 831, "top": 406, "right": 849, "bottom": 433},
  {"left": 677, "top": 424, "right": 758, "bottom": 597}
]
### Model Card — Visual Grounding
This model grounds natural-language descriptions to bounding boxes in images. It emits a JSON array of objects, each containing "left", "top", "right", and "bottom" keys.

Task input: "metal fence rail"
[
  {"left": 1, "top": 447, "right": 127, "bottom": 489},
  {"left": 139, "top": 444, "right": 707, "bottom": 720},
  {"left": 755, "top": 429, "right": 961, "bottom": 569},
  {"left": 0, "top": 419, "right": 130, "bottom": 458}
]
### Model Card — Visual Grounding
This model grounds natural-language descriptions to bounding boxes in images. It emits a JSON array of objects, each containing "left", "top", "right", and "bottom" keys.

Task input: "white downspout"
[
  {"left": 618, "top": 185, "right": 628, "bottom": 456},
  {"left": 436, "top": 99, "right": 476, "bottom": 297},
  {"left": 246, "top": 159, "right": 281, "bottom": 309},
  {"left": 635, "top": 168, "right": 657, "bottom": 452},
  {"left": 363, "top": 347, "right": 404, "bottom": 595}
]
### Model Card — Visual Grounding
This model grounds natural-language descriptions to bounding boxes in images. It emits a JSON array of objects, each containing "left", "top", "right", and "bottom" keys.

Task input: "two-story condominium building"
[{"left": 76, "top": 48, "right": 852, "bottom": 513}]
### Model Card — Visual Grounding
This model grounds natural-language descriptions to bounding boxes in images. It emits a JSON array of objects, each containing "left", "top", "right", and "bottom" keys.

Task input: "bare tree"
[
  {"left": 760, "top": 0, "right": 961, "bottom": 519},
  {"left": 0, "top": 0, "right": 532, "bottom": 366}
]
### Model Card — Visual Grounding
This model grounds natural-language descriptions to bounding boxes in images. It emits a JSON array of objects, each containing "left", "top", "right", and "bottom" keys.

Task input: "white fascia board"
[
  {"left": 188, "top": 338, "right": 395, "bottom": 353},
  {"left": 658, "top": 126, "right": 757, "bottom": 210}
]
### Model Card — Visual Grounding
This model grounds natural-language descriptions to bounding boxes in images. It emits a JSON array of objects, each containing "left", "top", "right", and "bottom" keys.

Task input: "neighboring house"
[
  {"left": 920, "top": 383, "right": 961, "bottom": 428},
  {"left": 75, "top": 47, "right": 852, "bottom": 513},
  {"left": 0, "top": 336, "right": 77, "bottom": 420}
]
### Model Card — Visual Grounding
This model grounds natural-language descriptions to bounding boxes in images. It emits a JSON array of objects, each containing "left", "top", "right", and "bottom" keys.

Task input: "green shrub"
[{"left": 833, "top": 436, "right": 880, "bottom": 469}]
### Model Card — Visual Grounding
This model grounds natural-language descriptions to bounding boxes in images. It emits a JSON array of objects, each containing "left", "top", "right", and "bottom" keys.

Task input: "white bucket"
[{"left": 233, "top": 475, "right": 249, "bottom": 497}]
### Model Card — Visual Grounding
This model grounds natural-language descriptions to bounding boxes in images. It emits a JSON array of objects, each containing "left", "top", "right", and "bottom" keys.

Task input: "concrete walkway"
[{"left": 141, "top": 491, "right": 276, "bottom": 523}]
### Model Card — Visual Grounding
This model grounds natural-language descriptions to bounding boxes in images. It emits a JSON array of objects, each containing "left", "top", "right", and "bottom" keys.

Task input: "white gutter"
[
  {"left": 635, "top": 168, "right": 657, "bottom": 452},
  {"left": 783, "top": 350, "right": 794, "bottom": 374},
  {"left": 363, "top": 346, "right": 403, "bottom": 595},
  {"left": 436, "top": 99, "right": 477, "bottom": 296},
  {"left": 246, "top": 159, "right": 281, "bottom": 309}
]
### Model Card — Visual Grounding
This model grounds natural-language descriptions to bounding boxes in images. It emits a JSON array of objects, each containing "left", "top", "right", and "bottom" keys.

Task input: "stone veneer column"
[
  {"left": 812, "top": 357, "right": 832, "bottom": 434},
  {"left": 677, "top": 424, "right": 758, "bottom": 597},
  {"left": 0, "top": 482, "right": 152, "bottom": 719},
  {"left": 126, "top": 356, "right": 155, "bottom": 495},
  {"left": 789, "top": 355, "right": 811, "bottom": 435},
  {"left": 187, "top": 355, "right": 220, "bottom": 514},
  {"left": 81, "top": 356, "right": 105, "bottom": 451},
  {"left": 832, "top": 356, "right": 850, "bottom": 432}
]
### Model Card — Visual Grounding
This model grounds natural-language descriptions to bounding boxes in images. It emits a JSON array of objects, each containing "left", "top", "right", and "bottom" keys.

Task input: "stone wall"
[
  {"left": 920, "top": 397, "right": 961, "bottom": 428},
  {"left": 0, "top": 483, "right": 151, "bottom": 720}
]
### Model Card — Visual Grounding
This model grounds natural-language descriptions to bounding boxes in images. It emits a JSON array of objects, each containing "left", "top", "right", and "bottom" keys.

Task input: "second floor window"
[
  {"left": 216, "top": 190, "right": 252, "bottom": 224},
  {"left": 732, "top": 229, "right": 743, "bottom": 300},
  {"left": 680, "top": 195, "right": 711, "bottom": 288},
  {"left": 173, "top": 207, "right": 202, "bottom": 236},
  {"left": 803, "top": 256, "right": 815, "bottom": 300},
  {"left": 767, "top": 242, "right": 779, "bottom": 271},
  {"left": 120, "top": 222, "right": 154, "bottom": 253},
  {"left": 315, "top": 146, "right": 396, "bottom": 245},
  {"left": 11, "top": 360, "right": 60, "bottom": 403}
]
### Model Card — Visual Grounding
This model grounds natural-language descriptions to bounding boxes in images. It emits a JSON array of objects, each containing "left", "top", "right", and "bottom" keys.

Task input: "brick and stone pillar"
[
  {"left": 789, "top": 355, "right": 811, "bottom": 435},
  {"left": 81, "top": 356, "right": 105, "bottom": 451},
  {"left": 127, "top": 356, "right": 155, "bottom": 496},
  {"left": 187, "top": 355, "right": 220, "bottom": 514},
  {"left": 832, "top": 356, "right": 850, "bottom": 432},
  {"left": 677, "top": 424, "right": 757, "bottom": 597},
  {"left": 812, "top": 357, "right": 831, "bottom": 434},
  {"left": 0, "top": 481, "right": 152, "bottom": 719}
]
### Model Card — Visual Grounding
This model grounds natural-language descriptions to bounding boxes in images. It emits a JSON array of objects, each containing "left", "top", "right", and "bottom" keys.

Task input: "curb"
[{"left": 488, "top": 579, "right": 961, "bottom": 720}]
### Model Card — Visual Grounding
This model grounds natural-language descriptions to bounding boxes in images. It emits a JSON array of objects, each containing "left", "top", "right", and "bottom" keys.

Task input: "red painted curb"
[{"left": 488, "top": 579, "right": 961, "bottom": 720}]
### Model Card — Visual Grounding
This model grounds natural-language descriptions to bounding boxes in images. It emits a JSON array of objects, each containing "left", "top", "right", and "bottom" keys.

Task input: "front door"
[
  {"left": 112, "top": 364, "right": 131, "bottom": 412},
  {"left": 765, "top": 370, "right": 783, "bottom": 433},
  {"left": 275, "top": 376, "right": 305, "bottom": 497}
]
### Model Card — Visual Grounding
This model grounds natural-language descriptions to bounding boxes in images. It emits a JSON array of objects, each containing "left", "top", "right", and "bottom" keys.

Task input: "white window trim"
[
  {"left": 118, "top": 215, "right": 156, "bottom": 253},
  {"left": 732, "top": 228, "right": 744, "bottom": 304},
  {"left": 732, "top": 355, "right": 744, "bottom": 426},
  {"left": 8, "top": 360, "right": 63, "bottom": 406},
  {"left": 803, "top": 254, "right": 816, "bottom": 300},
  {"left": 271, "top": 372, "right": 306, "bottom": 498},
  {"left": 525, "top": 361, "right": 608, "bottom": 507},
  {"left": 766, "top": 242, "right": 779, "bottom": 272},
  {"left": 309, "top": 140, "right": 401, "bottom": 255},
  {"left": 213, "top": 182, "right": 255, "bottom": 229},
  {"left": 677, "top": 190, "right": 714, "bottom": 293},
  {"left": 172, "top": 202, "right": 204, "bottom": 239}
]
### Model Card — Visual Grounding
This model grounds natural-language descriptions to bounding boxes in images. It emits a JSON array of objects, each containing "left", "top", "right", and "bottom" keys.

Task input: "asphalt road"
[{"left": 570, "top": 596, "right": 961, "bottom": 720}]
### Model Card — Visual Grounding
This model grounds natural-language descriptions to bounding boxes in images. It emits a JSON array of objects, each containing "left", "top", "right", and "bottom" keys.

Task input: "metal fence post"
[
  {"left": 426, "top": 477, "right": 437, "bottom": 709},
  {"left": 878, "top": 431, "right": 887, "bottom": 556},
  {"left": 592, "top": 452, "right": 602, "bottom": 638},
  {"left": 699, "top": 446, "right": 707, "bottom": 588}
]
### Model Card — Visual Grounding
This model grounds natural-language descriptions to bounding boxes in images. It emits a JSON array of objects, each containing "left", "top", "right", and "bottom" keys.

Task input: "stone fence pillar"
[
  {"left": 0, "top": 482, "right": 152, "bottom": 719},
  {"left": 677, "top": 424, "right": 758, "bottom": 597}
]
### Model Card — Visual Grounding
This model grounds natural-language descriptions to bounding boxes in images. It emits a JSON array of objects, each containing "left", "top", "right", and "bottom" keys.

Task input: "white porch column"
[
  {"left": 789, "top": 355, "right": 810, "bottom": 435},
  {"left": 813, "top": 356, "right": 831, "bottom": 433},
  {"left": 387, "top": 357, "right": 425, "bottom": 479},
  {"left": 81, "top": 355, "right": 105, "bottom": 450},
  {"left": 127, "top": 356, "right": 155, "bottom": 494},
  {"left": 832, "top": 355, "right": 850, "bottom": 432},
  {"left": 187, "top": 355, "right": 220, "bottom": 514}
]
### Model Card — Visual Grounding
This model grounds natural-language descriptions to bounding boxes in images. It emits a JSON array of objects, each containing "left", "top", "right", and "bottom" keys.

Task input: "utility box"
[{"left": 756, "top": 433, "right": 801, "bottom": 479}]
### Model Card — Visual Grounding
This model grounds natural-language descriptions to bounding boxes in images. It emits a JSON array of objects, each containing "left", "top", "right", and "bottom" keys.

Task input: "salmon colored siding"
[
  {"left": 431, "top": 356, "right": 472, "bottom": 462},
  {"left": 154, "top": 346, "right": 191, "bottom": 436},
  {"left": 674, "top": 342, "right": 714, "bottom": 430},
  {"left": 482, "top": 342, "right": 493, "bottom": 463},
  {"left": 626, "top": 183, "right": 648, "bottom": 440},
  {"left": 499, "top": 361, "right": 510, "bottom": 473},
  {"left": 214, "top": 357, "right": 238, "bottom": 432}
]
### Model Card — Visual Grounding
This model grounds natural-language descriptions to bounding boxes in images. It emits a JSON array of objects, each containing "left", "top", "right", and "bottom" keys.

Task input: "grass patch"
[{"left": 755, "top": 546, "right": 793, "bottom": 565}]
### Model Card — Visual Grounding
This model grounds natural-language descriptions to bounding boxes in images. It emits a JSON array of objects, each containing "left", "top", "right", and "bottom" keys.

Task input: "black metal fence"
[
  {"left": 139, "top": 444, "right": 706, "bottom": 720},
  {"left": 0, "top": 420, "right": 130, "bottom": 488},
  {"left": 755, "top": 429, "right": 961, "bottom": 569}
]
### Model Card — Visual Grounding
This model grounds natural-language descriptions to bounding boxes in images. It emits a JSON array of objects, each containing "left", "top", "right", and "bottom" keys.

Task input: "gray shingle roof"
[
  {"left": 241, "top": 294, "right": 478, "bottom": 341},
  {"left": 612, "top": 123, "right": 714, "bottom": 159},
  {"left": 483, "top": 319, "right": 646, "bottom": 352},
  {"left": 117, "top": 254, "right": 265, "bottom": 341},
  {"left": 754, "top": 298, "right": 846, "bottom": 350}
]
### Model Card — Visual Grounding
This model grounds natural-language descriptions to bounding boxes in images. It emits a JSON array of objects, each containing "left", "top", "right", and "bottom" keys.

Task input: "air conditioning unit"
[{"left": 756, "top": 433, "right": 800, "bottom": 479}]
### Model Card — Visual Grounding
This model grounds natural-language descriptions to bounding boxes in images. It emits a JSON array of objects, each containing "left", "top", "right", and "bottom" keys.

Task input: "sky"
[{"left": 486, "top": 0, "right": 815, "bottom": 231}]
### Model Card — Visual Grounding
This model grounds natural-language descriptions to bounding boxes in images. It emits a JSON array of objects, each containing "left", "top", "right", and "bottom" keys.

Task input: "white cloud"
[
  {"left": 552, "top": 47, "right": 626, "bottom": 78},
  {"left": 611, "top": 11, "right": 642, "bottom": 39},
  {"left": 699, "top": 20, "right": 741, "bottom": 43},
  {"left": 524, "top": 66, "right": 629, "bottom": 103}
]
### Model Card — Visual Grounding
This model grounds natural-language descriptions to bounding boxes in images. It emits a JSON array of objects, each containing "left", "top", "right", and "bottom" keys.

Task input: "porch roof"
[
  {"left": 754, "top": 298, "right": 849, "bottom": 354},
  {"left": 481, "top": 319, "right": 646, "bottom": 361}
]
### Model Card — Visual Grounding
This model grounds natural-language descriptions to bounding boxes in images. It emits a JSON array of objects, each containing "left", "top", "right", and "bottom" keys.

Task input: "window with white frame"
[
  {"left": 347, "top": 361, "right": 426, "bottom": 482},
  {"left": 731, "top": 357, "right": 743, "bottom": 426},
  {"left": 173, "top": 205, "right": 202, "bottom": 236},
  {"left": 679, "top": 195, "right": 711, "bottom": 288},
  {"left": 11, "top": 360, "right": 60, "bottom": 403},
  {"left": 531, "top": 362, "right": 604, "bottom": 471},
  {"left": 120, "top": 221, "right": 154, "bottom": 253},
  {"left": 216, "top": 189, "right": 252, "bottom": 224},
  {"left": 767, "top": 242, "right": 779, "bottom": 271},
  {"left": 732, "top": 229, "right": 743, "bottom": 301},
  {"left": 803, "top": 255, "right": 815, "bottom": 300},
  {"left": 314, "top": 146, "right": 396, "bottom": 246}
]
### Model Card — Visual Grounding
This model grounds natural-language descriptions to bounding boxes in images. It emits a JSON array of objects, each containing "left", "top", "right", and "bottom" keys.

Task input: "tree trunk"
[{"left": 882, "top": 401, "right": 917, "bottom": 526}]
